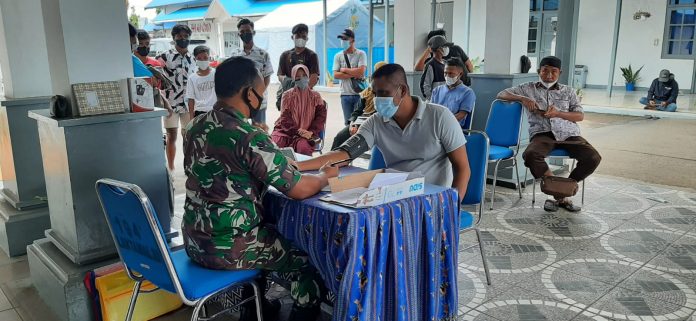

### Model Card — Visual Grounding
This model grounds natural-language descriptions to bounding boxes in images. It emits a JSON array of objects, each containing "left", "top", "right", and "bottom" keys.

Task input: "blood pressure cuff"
[{"left": 336, "top": 134, "right": 370, "bottom": 159}]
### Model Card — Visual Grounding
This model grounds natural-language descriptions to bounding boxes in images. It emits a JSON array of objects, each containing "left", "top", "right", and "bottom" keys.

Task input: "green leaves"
[{"left": 620, "top": 64, "right": 644, "bottom": 84}]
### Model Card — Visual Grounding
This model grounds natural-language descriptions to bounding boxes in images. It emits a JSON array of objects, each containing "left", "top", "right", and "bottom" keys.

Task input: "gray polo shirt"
[{"left": 352, "top": 96, "right": 467, "bottom": 187}]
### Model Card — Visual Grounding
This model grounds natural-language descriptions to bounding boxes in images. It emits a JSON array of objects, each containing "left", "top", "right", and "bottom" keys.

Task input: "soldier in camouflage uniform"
[{"left": 182, "top": 56, "right": 337, "bottom": 320}]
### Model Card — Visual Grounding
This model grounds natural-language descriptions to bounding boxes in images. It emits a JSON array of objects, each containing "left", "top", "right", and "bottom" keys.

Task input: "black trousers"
[{"left": 522, "top": 132, "right": 602, "bottom": 182}]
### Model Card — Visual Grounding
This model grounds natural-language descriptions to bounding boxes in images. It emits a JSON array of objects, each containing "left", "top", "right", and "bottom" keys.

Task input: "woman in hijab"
[{"left": 271, "top": 64, "right": 327, "bottom": 156}]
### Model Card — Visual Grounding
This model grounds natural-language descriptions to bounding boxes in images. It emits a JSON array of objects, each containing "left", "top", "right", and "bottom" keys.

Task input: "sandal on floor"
[
  {"left": 543, "top": 200, "right": 558, "bottom": 212},
  {"left": 558, "top": 200, "right": 582, "bottom": 212}
]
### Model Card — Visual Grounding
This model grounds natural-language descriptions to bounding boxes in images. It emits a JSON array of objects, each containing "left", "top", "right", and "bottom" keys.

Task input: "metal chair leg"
[
  {"left": 251, "top": 281, "right": 265, "bottom": 321},
  {"left": 126, "top": 280, "right": 143, "bottom": 321},
  {"left": 581, "top": 180, "right": 585, "bottom": 205},
  {"left": 523, "top": 168, "right": 529, "bottom": 189},
  {"left": 532, "top": 177, "right": 537, "bottom": 204},
  {"left": 475, "top": 228, "right": 492, "bottom": 285},
  {"left": 513, "top": 158, "right": 522, "bottom": 199},
  {"left": 489, "top": 160, "right": 502, "bottom": 210}
]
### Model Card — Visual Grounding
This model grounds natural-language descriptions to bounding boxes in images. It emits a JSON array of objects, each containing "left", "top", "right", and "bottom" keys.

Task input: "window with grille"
[{"left": 664, "top": 1, "right": 696, "bottom": 58}]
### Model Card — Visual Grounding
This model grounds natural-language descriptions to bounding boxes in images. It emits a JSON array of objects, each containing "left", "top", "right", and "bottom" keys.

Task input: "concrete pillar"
[
  {"left": 6, "top": 0, "right": 174, "bottom": 320},
  {"left": 393, "top": 0, "right": 431, "bottom": 93},
  {"left": 451, "top": 0, "right": 469, "bottom": 53},
  {"left": 555, "top": 0, "right": 581, "bottom": 85},
  {"left": 393, "top": 0, "right": 430, "bottom": 72},
  {"left": 483, "top": 0, "right": 529, "bottom": 74},
  {"left": 469, "top": 0, "right": 537, "bottom": 189}
]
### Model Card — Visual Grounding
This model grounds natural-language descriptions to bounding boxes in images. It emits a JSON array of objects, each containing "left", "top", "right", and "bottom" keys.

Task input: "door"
[{"left": 539, "top": 13, "right": 558, "bottom": 57}]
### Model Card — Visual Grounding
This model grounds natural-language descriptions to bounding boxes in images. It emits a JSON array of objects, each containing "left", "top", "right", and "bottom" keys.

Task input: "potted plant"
[
  {"left": 575, "top": 87, "right": 584, "bottom": 103},
  {"left": 620, "top": 64, "right": 644, "bottom": 91}
]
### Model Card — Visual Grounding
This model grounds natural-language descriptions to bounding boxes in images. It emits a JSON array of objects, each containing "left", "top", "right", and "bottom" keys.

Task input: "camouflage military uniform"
[{"left": 182, "top": 104, "right": 324, "bottom": 307}]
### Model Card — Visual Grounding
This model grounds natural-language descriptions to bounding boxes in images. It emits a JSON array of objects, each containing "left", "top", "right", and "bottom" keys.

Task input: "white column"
[
  {"left": 467, "top": 0, "right": 487, "bottom": 60},
  {"left": 393, "top": 0, "right": 431, "bottom": 72},
  {"left": 216, "top": 20, "right": 225, "bottom": 59},
  {"left": 483, "top": 0, "right": 528, "bottom": 74},
  {"left": 451, "top": 0, "right": 469, "bottom": 51},
  {"left": 0, "top": 0, "right": 55, "bottom": 98}
]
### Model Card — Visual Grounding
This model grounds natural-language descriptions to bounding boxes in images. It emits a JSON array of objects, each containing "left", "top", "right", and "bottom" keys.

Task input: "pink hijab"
[{"left": 285, "top": 64, "right": 324, "bottom": 130}]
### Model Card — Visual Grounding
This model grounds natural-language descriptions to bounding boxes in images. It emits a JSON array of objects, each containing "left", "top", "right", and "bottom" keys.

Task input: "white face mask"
[
  {"left": 539, "top": 76, "right": 556, "bottom": 89},
  {"left": 196, "top": 60, "right": 210, "bottom": 70},
  {"left": 294, "top": 38, "right": 307, "bottom": 48},
  {"left": 445, "top": 76, "right": 459, "bottom": 86},
  {"left": 441, "top": 47, "right": 450, "bottom": 57}
]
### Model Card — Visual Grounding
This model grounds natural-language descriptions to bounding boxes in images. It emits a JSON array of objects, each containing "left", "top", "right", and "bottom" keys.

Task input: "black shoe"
[
  {"left": 239, "top": 298, "right": 281, "bottom": 321},
  {"left": 287, "top": 304, "right": 321, "bottom": 321}
]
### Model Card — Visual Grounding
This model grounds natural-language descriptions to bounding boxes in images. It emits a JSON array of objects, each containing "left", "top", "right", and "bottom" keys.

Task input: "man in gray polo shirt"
[{"left": 297, "top": 63, "right": 471, "bottom": 201}]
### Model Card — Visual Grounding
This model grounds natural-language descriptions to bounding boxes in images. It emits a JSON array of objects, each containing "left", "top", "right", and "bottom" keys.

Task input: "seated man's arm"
[
  {"left": 465, "top": 59, "right": 474, "bottom": 73},
  {"left": 297, "top": 115, "right": 376, "bottom": 171},
  {"left": 246, "top": 132, "right": 335, "bottom": 200},
  {"left": 448, "top": 147, "right": 470, "bottom": 203},
  {"left": 647, "top": 79, "right": 657, "bottom": 100},
  {"left": 454, "top": 111, "right": 469, "bottom": 121},
  {"left": 497, "top": 85, "right": 538, "bottom": 112},
  {"left": 455, "top": 89, "right": 475, "bottom": 121},
  {"left": 668, "top": 81, "right": 679, "bottom": 104},
  {"left": 438, "top": 110, "right": 470, "bottom": 202}
]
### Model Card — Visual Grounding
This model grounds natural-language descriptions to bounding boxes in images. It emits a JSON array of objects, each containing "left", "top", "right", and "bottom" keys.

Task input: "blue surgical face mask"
[
  {"left": 374, "top": 88, "right": 403, "bottom": 119},
  {"left": 342, "top": 40, "right": 350, "bottom": 50}
]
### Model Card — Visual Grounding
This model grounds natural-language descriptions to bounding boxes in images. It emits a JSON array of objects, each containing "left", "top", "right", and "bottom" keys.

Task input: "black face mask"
[
  {"left": 136, "top": 46, "right": 150, "bottom": 57},
  {"left": 240, "top": 33, "right": 253, "bottom": 44},
  {"left": 243, "top": 87, "right": 264, "bottom": 119},
  {"left": 175, "top": 39, "right": 189, "bottom": 49}
]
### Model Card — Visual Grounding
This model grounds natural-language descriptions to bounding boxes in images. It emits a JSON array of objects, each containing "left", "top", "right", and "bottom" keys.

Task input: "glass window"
[
  {"left": 528, "top": 42, "right": 536, "bottom": 53},
  {"left": 529, "top": 15, "right": 539, "bottom": 28},
  {"left": 528, "top": 29, "right": 537, "bottom": 41},
  {"left": 530, "top": 0, "right": 541, "bottom": 12},
  {"left": 684, "top": 9, "right": 696, "bottom": 23},
  {"left": 665, "top": 4, "right": 696, "bottom": 58},
  {"left": 543, "top": 0, "right": 559, "bottom": 11}
]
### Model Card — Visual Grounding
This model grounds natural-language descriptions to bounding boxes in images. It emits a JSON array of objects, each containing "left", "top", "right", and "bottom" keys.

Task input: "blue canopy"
[
  {"left": 219, "top": 0, "right": 319, "bottom": 17},
  {"left": 153, "top": 6, "right": 209, "bottom": 23},
  {"left": 145, "top": 0, "right": 210, "bottom": 9}
]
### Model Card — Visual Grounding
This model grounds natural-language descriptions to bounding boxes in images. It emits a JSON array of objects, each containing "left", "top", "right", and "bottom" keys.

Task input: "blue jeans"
[
  {"left": 640, "top": 97, "right": 677, "bottom": 112},
  {"left": 340, "top": 95, "right": 361, "bottom": 125}
]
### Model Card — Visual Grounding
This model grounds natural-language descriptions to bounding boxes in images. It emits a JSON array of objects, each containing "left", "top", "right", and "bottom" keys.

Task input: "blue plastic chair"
[
  {"left": 523, "top": 148, "right": 586, "bottom": 205},
  {"left": 484, "top": 100, "right": 524, "bottom": 210},
  {"left": 368, "top": 146, "right": 387, "bottom": 170},
  {"left": 95, "top": 179, "right": 263, "bottom": 321},
  {"left": 460, "top": 130, "right": 492, "bottom": 285}
]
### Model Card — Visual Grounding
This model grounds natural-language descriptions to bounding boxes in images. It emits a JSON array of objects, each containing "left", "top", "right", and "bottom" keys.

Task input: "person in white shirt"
[
  {"left": 333, "top": 28, "right": 367, "bottom": 125},
  {"left": 186, "top": 46, "right": 216, "bottom": 119}
]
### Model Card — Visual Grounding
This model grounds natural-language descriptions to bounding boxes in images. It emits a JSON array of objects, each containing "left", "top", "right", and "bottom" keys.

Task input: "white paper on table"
[
  {"left": 368, "top": 173, "right": 409, "bottom": 190},
  {"left": 321, "top": 187, "right": 368, "bottom": 205}
]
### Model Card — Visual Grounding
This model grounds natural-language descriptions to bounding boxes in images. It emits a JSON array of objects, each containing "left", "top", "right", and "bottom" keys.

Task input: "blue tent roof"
[
  {"left": 219, "top": 0, "right": 319, "bottom": 17},
  {"left": 153, "top": 6, "right": 209, "bottom": 23},
  {"left": 145, "top": 0, "right": 210, "bottom": 9}
]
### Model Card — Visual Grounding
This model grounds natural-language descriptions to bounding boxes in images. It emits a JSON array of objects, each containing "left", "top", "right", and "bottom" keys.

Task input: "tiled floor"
[
  {"left": 582, "top": 88, "right": 696, "bottom": 114},
  {"left": 457, "top": 175, "right": 696, "bottom": 321},
  {"left": 2, "top": 174, "right": 696, "bottom": 321}
]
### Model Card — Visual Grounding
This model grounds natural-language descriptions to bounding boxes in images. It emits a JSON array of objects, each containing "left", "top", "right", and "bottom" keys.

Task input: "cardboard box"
[{"left": 320, "top": 169, "right": 425, "bottom": 208}]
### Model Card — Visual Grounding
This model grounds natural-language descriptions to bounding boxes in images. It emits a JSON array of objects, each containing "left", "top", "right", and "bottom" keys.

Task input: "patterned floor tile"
[
  {"left": 495, "top": 205, "right": 612, "bottom": 241},
  {"left": 588, "top": 286, "right": 694, "bottom": 321},
  {"left": 584, "top": 192, "right": 654, "bottom": 217},
  {"left": 642, "top": 233, "right": 696, "bottom": 275},
  {"left": 598, "top": 229, "right": 682, "bottom": 269},
  {"left": 468, "top": 286, "right": 591, "bottom": 321},
  {"left": 516, "top": 269, "right": 614, "bottom": 310},
  {"left": 458, "top": 228, "right": 557, "bottom": 275},
  {"left": 615, "top": 266, "right": 696, "bottom": 310},
  {"left": 456, "top": 268, "right": 512, "bottom": 315},
  {"left": 642, "top": 205, "right": 696, "bottom": 235},
  {"left": 552, "top": 249, "right": 643, "bottom": 286}
]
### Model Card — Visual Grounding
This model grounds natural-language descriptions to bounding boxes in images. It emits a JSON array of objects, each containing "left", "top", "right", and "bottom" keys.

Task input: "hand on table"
[{"left": 319, "top": 162, "right": 339, "bottom": 179}]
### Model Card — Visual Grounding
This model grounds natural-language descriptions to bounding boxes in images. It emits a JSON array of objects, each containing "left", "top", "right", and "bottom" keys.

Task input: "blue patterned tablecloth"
[{"left": 263, "top": 178, "right": 460, "bottom": 321}]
